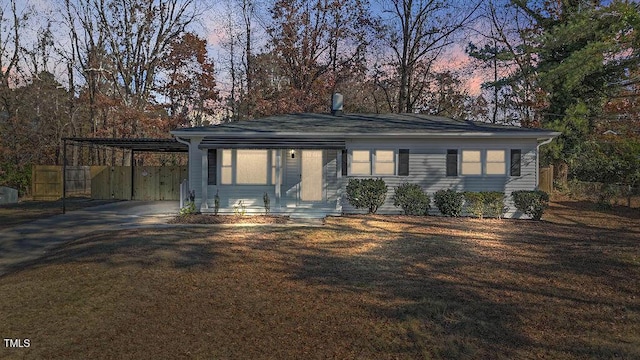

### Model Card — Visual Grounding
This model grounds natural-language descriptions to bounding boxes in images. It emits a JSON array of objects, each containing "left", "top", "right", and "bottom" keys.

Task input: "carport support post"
[
  {"left": 62, "top": 139, "right": 67, "bottom": 214},
  {"left": 130, "top": 149, "right": 135, "bottom": 200}
]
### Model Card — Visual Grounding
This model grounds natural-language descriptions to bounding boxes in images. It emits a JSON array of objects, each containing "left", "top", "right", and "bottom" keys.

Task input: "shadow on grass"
[
  {"left": 2, "top": 212, "right": 638, "bottom": 359},
  {"left": 284, "top": 224, "right": 529, "bottom": 358},
  {"left": 2, "top": 228, "right": 224, "bottom": 276},
  {"left": 280, "top": 216, "right": 640, "bottom": 359}
]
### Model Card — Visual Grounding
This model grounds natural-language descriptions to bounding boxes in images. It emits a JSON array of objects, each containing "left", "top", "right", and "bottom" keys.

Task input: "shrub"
[
  {"left": 484, "top": 192, "right": 506, "bottom": 218},
  {"left": 392, "top": 183, "right": 430, "bottom": 215},
  {"left": 263, "top": 192, "right": 271, "bottom": 215},
  {"left": 463, "top": 192, "right": 485, "bottom": 218},
  {"left": 434, "top": 189, "right": 464, "bottom": 217},
  {"left": 179, "top": 201, "right": 196, "bottom": 216},
  {"left": 511, "top": 190, "right": 549, "bottom": 220},
  {"left": 464, "top": 191, "right": 506, "bottom": 219},
  {"left": 233, "top": 200, "right": 246, "bottom": 216},
  {"left": 214, "top": 190, "right": 220, "bottom": 215},
  {"left": 346, "top": 178, "right": 388, "bottom": 214}
]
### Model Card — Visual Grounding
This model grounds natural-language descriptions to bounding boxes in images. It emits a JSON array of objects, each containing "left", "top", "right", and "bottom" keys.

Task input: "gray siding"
[
  {"left": 187, "top": 137, "right": 543, "bottom": 218},
  {"left": 341, "top": 138, "right": 540, "bottom": 218}
]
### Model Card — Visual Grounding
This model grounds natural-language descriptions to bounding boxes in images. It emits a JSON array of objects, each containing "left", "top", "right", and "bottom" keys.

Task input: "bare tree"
[
  {"left": 93, "top": 0, "right": 198, "bottom": 109},
  {"left": 0, "top": 0, "right": 31, "bottom": 114},
  {"left": 380, "top": 0, "right": 479, "bottom": 113}
]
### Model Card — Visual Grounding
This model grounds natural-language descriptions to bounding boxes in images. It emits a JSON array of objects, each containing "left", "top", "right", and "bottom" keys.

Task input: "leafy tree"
[
  {"left": 157, "top": 32, "right": 218, "bottom": 127},
  {"left": 264, "top": 0, "right": 373, "bottom": 115},
  {"left": 531, "top": 1, "right": 640, "bottom": 183}
]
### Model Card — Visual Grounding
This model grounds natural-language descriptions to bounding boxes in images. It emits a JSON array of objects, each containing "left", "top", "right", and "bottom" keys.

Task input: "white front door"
[{"left": 300, "top": 150, "right": 323, "bottom": 202}]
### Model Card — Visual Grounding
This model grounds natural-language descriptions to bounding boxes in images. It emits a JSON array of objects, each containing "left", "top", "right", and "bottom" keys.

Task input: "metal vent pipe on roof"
[{"left": 331, "top": 93, "right": 343, "bottom": 115}]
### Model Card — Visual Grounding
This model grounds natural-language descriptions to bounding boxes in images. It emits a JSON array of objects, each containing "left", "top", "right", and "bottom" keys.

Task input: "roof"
[
  {"left": 170, "top": 113, "right": 560, "bottom": 140},
  {"left": 64, "top": 137, "right": 188, "bottom": 152}
]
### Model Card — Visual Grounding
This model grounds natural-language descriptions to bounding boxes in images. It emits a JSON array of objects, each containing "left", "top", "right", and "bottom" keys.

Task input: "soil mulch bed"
[{"left": 168, "top": 214, "right": 290, "bottom": 224}]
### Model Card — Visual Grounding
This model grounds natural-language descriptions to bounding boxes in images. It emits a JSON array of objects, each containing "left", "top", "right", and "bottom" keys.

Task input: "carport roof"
[{"left": 64, "top": 137, "right": 188, "bottom": 152}]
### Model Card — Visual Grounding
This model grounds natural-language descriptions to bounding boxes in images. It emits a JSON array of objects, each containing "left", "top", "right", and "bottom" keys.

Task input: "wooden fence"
[
  {"left": 539, "top": 166, "right": 554, "bottom": 194},
  {"left": 32, "top": 165, "right": 187, "bottom": 201}
]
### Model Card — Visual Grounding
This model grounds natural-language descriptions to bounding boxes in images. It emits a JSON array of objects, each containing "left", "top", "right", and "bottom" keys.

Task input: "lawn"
[{"left": 0, "top": 201, "right": 639, "bottom": 359}]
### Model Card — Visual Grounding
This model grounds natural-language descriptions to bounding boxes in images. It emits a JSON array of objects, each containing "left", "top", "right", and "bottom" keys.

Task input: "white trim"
[{"left": 201, "top": 149, "right": 208, "bottom": 210}]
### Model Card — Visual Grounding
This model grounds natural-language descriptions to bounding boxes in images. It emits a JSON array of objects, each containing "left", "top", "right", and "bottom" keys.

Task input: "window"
[
  {"left": 398, "top": 149, "right": 410, "bottom": 176},
  {"left": 220, "top": 149, "right": 232, "bottom": 184},
  {"left": 461, "top": 150, "right": 482, "bottom": 175},
  {"left": 236, "top": 149, "right": 268, "bottom": 184},
  {"left": 510, "top": 149, "right": 521, "bottom": 176},
  {"left": 374, "top": 150, "right": 395, "bottom": 175},
  {"left": 351, "top": 150, "right": 371, "bottom": 175},
  {"left": 271, "top": 150, "right": 281, "bottom": 185},
  {"left": 446, "top": 149, "right": 457, "bottom": 176},
  {"left": 486, "top": 150, "right": 506, "bottom": 175}
]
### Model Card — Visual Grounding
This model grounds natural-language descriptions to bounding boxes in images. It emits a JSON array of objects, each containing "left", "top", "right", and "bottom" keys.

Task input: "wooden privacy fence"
[
  {"left": 539, "top": 165, "right": 554, "bottom": 194},
  {"left": 32, "top": 165, "right": 187, "bottom": 201}
]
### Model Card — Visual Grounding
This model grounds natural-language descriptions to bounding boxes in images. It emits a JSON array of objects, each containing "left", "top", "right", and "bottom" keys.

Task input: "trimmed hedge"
[
  {"left": 434, "top": 189, "right": 464, "bottom": 217},
  {"left": 463, "top": 191, "right": 506, "bottom": 219},
  {"left": 512, "top": 190, "right": 549, "bottom": 220},
  {"left": 392, "top": 183, "right": 430, "bottom": 215},
  {"left": 346, "top": 178, "right": 388, "bottom": 214}
]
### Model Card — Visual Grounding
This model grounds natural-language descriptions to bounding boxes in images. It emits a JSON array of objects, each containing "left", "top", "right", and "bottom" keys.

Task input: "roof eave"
[{"left": 171, "top": 130, "right": 561, "bottom": 139}]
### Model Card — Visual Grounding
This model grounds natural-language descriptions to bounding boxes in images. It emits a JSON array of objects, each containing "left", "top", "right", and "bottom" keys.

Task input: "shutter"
[
  {"left": 208, "top": 149, "right": 217, "bottom": 185},
  {"left": 398, "top": 149, "right": 409, "bottom": 176},
  {"left": 446, "top": 149, "right": 458, "bottom": 176},
  {"left": 341, "top": 149, "right": 348, "bottom": 176},
  {"left": 510, "top": 149, "right": 521, "bottom": 176}
]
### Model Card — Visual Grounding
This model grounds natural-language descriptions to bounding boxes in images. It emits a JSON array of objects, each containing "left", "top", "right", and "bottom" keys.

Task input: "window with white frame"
[
  {"left": 220, "top": 149, "right": 233, "bottom": 184},
  {"left": 351, "top": 150, "right": 371, "bottom": 175},
  {"left": 374, "top": 150, "right": 395, "bottom": 175},
  {"left": 271, "top": 150, "right": 280, "bottom": 185},
  {"left": 486, "top": 150, "right": 506, "bottom": 175},
  {"left": 461, "top": 150, "right": 482, "bottom": 175}
]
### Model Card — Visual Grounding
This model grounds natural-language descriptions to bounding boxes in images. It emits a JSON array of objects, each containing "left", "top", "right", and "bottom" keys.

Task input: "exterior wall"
[
  {"left": 199, "top": 148, "right": 341, "bottom": 216},
  {"left": 185, "top": 136, "right": 543, "bottom": 218},
  {"left": 341, "top": 138, "right": 539, "bottom": 218}
]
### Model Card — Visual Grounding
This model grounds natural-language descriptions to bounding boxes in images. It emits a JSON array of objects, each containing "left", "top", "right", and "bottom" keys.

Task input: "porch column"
[
  {"left": 275, "top": 149, "right": 282, "bottom": 207},
  {"left": 201, "top": 148, "right": 209, "bottom": 211}
]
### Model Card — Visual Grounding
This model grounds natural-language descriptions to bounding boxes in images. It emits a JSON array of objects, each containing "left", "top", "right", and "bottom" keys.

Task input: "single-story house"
[{"left": 170, "top": 108, "right": 559, "bottom": 218}]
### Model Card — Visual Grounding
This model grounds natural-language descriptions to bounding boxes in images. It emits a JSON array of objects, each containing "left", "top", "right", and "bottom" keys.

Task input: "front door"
[{"left": 300, "top": 150, "right": 323, "bottom": 202}]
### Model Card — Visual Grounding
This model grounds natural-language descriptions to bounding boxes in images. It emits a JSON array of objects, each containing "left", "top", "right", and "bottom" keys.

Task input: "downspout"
[{"left": 536, "top": 137, "right": 554, "bottom": 189}]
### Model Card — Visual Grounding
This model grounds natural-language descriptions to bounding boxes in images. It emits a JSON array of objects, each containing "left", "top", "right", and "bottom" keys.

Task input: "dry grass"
[{"left": 1, "top": 200, "right": 639, "bottom": 359}]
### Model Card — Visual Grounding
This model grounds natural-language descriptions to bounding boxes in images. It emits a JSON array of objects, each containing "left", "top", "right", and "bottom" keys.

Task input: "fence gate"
[
  {"left": 539, "top": 166, "right": 554, "bottom": 194},
  {"left": 32, "top": 166, "right": 63, "bottom": 200},
  {"left": 32, "top": 165, "right": 186, "bottom": 201}
]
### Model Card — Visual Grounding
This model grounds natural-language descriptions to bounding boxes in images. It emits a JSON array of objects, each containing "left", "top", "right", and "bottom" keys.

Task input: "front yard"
[{"left": 0, "top": 201, "right": 639, "bottom": 359}]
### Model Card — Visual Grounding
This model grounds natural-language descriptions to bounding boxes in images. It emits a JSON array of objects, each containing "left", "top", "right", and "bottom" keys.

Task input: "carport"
[{"left": 62, "top": 138, "right": 188, "bottom": 213}]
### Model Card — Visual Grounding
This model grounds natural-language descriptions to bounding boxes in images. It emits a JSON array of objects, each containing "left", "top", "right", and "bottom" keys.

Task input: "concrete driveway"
[{"left": 0, "top": 201, "right": 179, "bottom": 276}]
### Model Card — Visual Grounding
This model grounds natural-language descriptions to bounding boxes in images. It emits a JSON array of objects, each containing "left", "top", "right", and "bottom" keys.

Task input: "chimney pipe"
[{"left": 331, "top": 93, "right": 343, "bottom": 115}]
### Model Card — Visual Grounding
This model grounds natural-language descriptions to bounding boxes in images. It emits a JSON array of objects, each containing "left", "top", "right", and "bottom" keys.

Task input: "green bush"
[
  {"left": 434, "top": 189, "right": 464, "bottom": 217},
  {"left": 463, "top": 191, "right": 506, "bottom": 219},
  {"left": 179, "top": 201, "right": 196, "bottom": 216},
  {"left": 484, "top": 192, "right": 506, "bottom": 218},
  {"left": 392, "top": 183, "right": 430, "bottom": 215},
  {"left": 511, "top": 190, "right": 549, "bottom": 220},
  {"left": 346, "top": 178, "right": 388, "bottom": 214}
]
